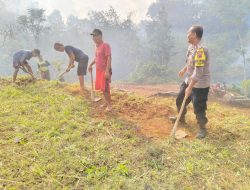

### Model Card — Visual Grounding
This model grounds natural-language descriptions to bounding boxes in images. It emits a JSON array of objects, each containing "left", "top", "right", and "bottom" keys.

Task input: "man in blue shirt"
[{"left": 12, "top": 49, "right": 40, "bottom": 83}]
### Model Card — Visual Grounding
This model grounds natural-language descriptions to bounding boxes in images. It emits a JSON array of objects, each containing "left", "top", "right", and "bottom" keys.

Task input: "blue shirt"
[{"left": 13, "top": 50, "right": 33, "bottom": 64}]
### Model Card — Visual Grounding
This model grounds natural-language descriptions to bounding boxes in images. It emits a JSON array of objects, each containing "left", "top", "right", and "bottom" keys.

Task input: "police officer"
[{"left": 174, "top": 25, "right": 210, "bottom": 139}]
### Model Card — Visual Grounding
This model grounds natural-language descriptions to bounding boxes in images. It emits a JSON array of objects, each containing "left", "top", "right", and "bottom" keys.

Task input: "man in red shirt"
[{"left": 88, "top": 29, "right": 112, "bottom": 111}]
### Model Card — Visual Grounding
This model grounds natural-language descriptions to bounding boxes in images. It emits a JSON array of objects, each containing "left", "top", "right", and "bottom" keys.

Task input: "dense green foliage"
[{"left": 0, "top": 0, "right": 250, "bottom": 86}]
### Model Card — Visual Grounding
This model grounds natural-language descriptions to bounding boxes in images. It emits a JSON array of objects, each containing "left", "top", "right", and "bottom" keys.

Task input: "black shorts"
[{"left": 77, "top": 55, "right": 89, "bottom": 76}]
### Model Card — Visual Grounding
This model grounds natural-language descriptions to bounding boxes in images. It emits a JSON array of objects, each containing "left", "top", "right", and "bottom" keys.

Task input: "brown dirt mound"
[
  {"left": 112, "top": 92, "right": 175, "bottom": 138},
  {"left": 138, "top": 118, "right": 172, "bottom": 138},
  {"left": 64, "top": 84, "right": 186, "bottom": 139}
]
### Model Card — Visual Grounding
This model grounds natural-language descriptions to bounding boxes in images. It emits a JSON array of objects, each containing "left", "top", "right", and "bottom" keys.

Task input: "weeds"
[{"left": 0, "top": 77, "right": 250, "bottom": 189}]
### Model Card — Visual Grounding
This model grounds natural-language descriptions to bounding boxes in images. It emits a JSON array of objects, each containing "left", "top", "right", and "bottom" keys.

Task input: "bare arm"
[
  {"left": 106, "top": 55, "right": 111, "bottom": 71},
  {"left": 23, "top": 64, "right": 35, "bottom": 79},
  {"left": 179, "top": 65, "right": 187, "bottom": 78},
  {"left": 105, "top": 55, "right": 112, "bottom": 79},
  {"left": 182, "top": 66, "right": 187, "bottom": 72},
  {"left": 88, "top": 59, "right": 95, "bottom": 72},
  {"left": 66, "top": 53, "right": 75, "bottom": 72},
  {"left": 25, "top": 64, "right": 33, "bottom": 74}
]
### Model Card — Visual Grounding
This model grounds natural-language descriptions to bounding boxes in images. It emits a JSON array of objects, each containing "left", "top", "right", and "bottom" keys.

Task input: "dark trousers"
[
  {"left": 41, "top": 70, "right": 50, "bottom": 80},
  {"left": 176, "top": 82, "right": 209, "bottom": 126}
]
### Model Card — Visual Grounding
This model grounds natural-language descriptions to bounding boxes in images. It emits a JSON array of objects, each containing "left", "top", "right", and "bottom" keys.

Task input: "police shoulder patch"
[{"left": 194, "top": 48, "right": 206, "bottom": 61}]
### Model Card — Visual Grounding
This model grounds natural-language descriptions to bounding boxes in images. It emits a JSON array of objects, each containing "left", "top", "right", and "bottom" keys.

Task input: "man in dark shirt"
[
  {"left": 54, "top": 43, "right": 89, "bottom": 90},
  {"left": 12, "top": 49, "right": 40, "bottom": 83}
]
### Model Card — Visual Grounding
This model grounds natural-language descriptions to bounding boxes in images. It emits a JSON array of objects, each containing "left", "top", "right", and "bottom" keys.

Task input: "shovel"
[
  {"left": 90, "top": 70, "right": 101, "bottom": 102},
  {"left": 171, "top": 96, "right": 188, "bottom": 139},
  {"left": 19, "top": 66, "right": 36, "bottom": 81},
  {"left": 20, "top": 66, "right": 34, "bottom": 76},
  {"left": 58, "top": 71, "right": 68, "bottom": 82}
]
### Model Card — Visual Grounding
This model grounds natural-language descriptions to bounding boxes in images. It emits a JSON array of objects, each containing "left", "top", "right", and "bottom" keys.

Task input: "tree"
[
  {"left": 0, "top": 24, "right": 15, "bottom": 48},
  {"left": 18, "top": 8, "right": 49, "bottom": 46},
  {"left": 207, "top": 0, "right": 250, "bottom": 86},
  {"left": 47, "top": 9, "right": 65, "bottom": 32},
  {"left": 147, "top": 0, "right": 201, "bottom": 31},
  {"left": 89, "top": 7, "right": 141, "bottom": 79},
  {"left": 88, "top": 6, "right": 120, "bottom": 30},
  {"left": 145, "top": 6, "right": 173, "bottom": 66}
]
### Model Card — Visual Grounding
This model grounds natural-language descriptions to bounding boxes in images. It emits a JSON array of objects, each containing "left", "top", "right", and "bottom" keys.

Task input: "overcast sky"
[{"left": 34, "top": 0, "right": 156, "bottom": 23}]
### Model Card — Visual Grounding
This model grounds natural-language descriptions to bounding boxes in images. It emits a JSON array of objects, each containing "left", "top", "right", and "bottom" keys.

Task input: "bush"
[
  {"left": 230, "top": 84, "right": 242, "bottom": 95},
  {"left": 129, "top": 62, "right": 178, "bottom": 84},
  {"left": 241, "top": 80, "right": 250, "bottom": 97}
]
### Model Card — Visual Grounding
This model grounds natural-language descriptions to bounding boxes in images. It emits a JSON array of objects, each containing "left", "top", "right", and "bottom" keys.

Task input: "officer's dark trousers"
[{"left": 176, "top": 82, "right": 209, "bottom": 126}]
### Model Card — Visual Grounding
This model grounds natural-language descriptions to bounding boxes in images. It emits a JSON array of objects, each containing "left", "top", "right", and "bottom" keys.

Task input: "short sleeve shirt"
[
  {"left": 185, "top": 42, "right": 210, "bottom": 88},
  {"left": 95, "top": 42, "right": 111, "bottom": 71},
  {"left": 13, "top": 50, "right": 33, "bottom": 64},
  {"left": 64, "top": 45, "right": 85, "bottom": 62}
]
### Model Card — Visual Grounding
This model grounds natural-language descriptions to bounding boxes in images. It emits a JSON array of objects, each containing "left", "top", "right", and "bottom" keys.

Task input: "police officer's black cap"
[{"left": 90, "top": 29, "right": 102, "bottom": 36}]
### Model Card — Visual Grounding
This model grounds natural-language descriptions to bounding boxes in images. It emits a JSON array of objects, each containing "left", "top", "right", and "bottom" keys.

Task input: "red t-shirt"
[{"left": 95, "top": 42, "right": 111, "bottom": 71}]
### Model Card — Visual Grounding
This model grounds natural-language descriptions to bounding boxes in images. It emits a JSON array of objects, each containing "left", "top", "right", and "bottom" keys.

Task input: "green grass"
[{"left": 0, "top": 78, "right": 250, "bottom": 190}]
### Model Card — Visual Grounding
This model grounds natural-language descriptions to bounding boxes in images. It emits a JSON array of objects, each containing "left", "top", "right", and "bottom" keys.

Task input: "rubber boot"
[{"left": 196, "top": 124, "right": 207, "bottom": 139}]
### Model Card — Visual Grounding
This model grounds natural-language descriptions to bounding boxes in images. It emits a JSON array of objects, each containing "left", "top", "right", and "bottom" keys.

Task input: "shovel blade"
[
  {"left": 94, "top": 97, "right": 102, "bottom": 102},
  {"left": 91, "top": 90, "right": 101, "bottom": 102},
  {"left": 175, "top": 130, "right": 188, "bottom": 140},
  {"left": 59, "top": 77, "right": 65, "bottom": 82}
]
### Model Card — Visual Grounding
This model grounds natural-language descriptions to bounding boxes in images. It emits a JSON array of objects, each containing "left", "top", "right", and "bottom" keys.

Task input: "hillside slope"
[{"left": 0, "top": 78, "right": 250, "bottom": 190}]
